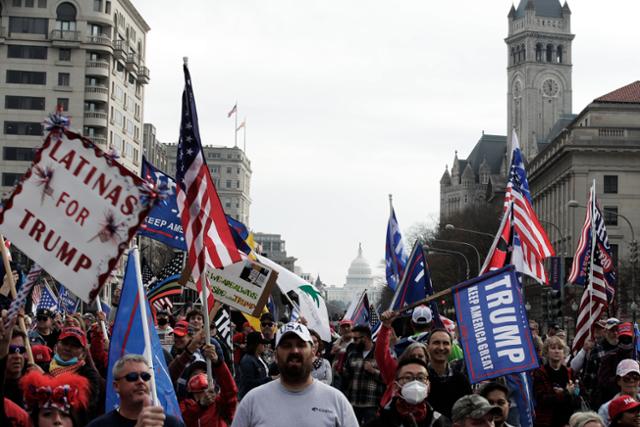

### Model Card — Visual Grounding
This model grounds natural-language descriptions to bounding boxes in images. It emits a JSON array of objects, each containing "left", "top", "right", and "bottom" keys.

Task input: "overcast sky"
[{"left": 133, "top": 0, "right": 640, "bottom": 287}]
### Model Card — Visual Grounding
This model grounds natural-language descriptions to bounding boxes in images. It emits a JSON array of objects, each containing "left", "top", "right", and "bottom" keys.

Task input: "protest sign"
[
  {"left": 0, "top": 128, "right": 152, "bottom": 302},
  {"left": 453, "top": 265, "right": 538, "bottom": 383},
  {"left": 203, "top": 259, "right": 277, "bottom": 317}
]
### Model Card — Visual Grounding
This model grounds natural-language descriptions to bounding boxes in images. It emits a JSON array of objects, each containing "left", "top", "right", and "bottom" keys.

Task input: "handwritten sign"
[
  {"left": 453, "top": 266, "right": 538, "bottom": 383},
  {"left": 203, "top": 259, "right": 277, "bottom": 316},
  {"left": 0, "top": 129, "right": 151, "bottom": 302}
]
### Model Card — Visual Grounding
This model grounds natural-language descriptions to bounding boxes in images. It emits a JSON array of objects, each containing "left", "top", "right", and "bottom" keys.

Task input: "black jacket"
[
  {"left": 238, "top": 353, "right": 270, "bottom": 399},
  {"left": 365, "top": 398, "right": 451, "bottom": 427}
]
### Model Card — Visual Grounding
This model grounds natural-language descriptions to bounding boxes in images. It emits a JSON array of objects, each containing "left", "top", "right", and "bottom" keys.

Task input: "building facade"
[
  {"left": 326, "top": 244, "right": 384, "bottom": 306},
  {"left": 528, "top": 82, "right": 640, "bottom": 314},
  {"left": 165, "top": 144, "right": 252, "bottom": 226},
  {"left": 506, "top": 0, "right": 573, "bottom": 160},
  {"left": 253, "top": 232, "right": 296, "bottom": 272},
  {"left": 0, "top": 0, "right": 149, "bottom": 199},
  {"left": 142, "top": 123, "right": 167, "bottom": 171}
]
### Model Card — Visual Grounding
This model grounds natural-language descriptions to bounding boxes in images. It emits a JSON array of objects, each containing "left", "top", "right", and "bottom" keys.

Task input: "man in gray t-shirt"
[{"left": 232, "top": 322, "right": 358, "bottom": 427}]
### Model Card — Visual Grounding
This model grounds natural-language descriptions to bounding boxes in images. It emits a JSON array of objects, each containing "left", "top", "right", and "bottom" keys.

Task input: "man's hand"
[
  {"left": 201, "top": 343, "right": 218, "bottom": 364},
  {"left": 135, "top": 397, "right": 166, "bottom": 427},
  {"left": 0, "top": 310, "right": 17, "bottom": 359},
  {"left": 380, "top": 310, "right": 398, "bottom": 328},
  {"left": 363, "top": 361, "right": 377, "bottom": 374},
  {"left": 187, "top": 330, "right": 205, "bottom": 353}
]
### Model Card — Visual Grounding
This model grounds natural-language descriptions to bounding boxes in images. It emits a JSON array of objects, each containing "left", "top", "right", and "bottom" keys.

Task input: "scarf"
[
  {"left": 49, "top": 358, "right": 85, "bottom": 377},
  {"left": 395, "top": 397, "right": 428, "bottom": 423}
]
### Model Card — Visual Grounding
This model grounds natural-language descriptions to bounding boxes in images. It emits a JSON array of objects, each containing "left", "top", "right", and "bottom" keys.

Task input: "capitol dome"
[{"left": 346, "top": 243, "right": 373, "bottom": 286}]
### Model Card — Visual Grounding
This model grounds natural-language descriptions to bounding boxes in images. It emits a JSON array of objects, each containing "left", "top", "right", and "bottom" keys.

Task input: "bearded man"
[{"left": 231, "top": 322, "right": 358, "bottom": 427}]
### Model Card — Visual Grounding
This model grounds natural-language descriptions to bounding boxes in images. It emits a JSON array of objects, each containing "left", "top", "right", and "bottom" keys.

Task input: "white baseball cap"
[
  {"left": 412, "top": 305, "right": 433, "bottom": 325},
  {"left": 616, "top": 359, "right": 640, "bottom": 377},
  {"left": 275, "top": 322, "right": 313, "bottom": 347}
]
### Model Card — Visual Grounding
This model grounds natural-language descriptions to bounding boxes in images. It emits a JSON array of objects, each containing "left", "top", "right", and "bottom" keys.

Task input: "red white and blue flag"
[
  {"left": 385, "top": 197, "right": 408, "bottom": 291},
  {"left": 570, "top": 181, "right": 616, "bottom": 352},
  {"left": 175, "top": 63, "right": 241, "bottom": 308},
  {"left": 481, "top": 130, "right": 554, "bottom": 283}
]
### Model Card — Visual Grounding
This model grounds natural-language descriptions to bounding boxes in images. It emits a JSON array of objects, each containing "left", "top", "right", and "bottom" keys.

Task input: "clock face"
[{"left": 542, "top": 78, "right": 559, "bottom": 97}]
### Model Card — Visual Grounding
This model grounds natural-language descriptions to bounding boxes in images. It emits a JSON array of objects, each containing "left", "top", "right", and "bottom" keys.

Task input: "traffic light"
[{"left": 631, "top": 240, "right": 638, "bottom": 265}]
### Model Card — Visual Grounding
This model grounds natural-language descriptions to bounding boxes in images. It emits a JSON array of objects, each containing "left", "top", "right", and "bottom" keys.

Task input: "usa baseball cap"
[
  {"left": 412, "top": 305, "right": 433, "bottom": 325},
  {"left": 275, "top": 322, "right": 313, "bottom": 347}
]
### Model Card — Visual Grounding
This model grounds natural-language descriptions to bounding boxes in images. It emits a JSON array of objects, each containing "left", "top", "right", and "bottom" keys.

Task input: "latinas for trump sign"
[
  {"left": 0, "top": 128, "right": 152, "bottom": 303},
  {"left": 453, "top": 265, "right": 538, "bottom": 384}
]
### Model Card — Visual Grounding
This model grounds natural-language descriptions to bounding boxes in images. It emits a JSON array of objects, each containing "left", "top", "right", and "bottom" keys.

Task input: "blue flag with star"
[{"left": 137, "top": 157, "right": 187, "bottom": 250}]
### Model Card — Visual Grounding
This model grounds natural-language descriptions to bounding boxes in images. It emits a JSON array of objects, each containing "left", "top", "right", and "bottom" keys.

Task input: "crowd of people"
[{"left": 0, "top": 299, "right": 639, "bottom": 427}]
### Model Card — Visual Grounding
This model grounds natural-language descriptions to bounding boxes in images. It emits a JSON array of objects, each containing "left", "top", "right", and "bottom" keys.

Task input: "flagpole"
[
  {"left": 588, "top": 180, "right": 597, "bottom": 338},
  {"left": 0, "top": 234, "right": 34, "bottom": 364},
  {"left": 234, "top": 102, "right": 238, "bottom": 148},
  {"left": 95, "top": 297, "right": 110, "bottom": 344},
  {"left": 243, "top": 117, "right": 247, "bottom": 153},
  {"left": 132, "top": 246, "right": 159, "bottom": 405},
  {"left": 199, "top": 272, "right": 214, "bottom": 386}
]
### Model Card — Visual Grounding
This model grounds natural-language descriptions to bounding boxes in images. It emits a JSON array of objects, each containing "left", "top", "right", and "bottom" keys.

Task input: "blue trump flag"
[
  {"left": 453, "top": 265, "right": 538, "bottom": 384},
  {"left": 138, "top": 157, "right": 187, "bottom": 250},
  {"left": 506, "top": 371, "right": 535, "bottom": 427},
  {"left": 106, "top": 251, "right": 182, "bottom": 420},
  {"left": 389, "top": 242, "right": 443, "bottom": 328},
  {"left": 385, "top": 198, "right": 408, "bottom": 291},
  {"left": 351, "top": 292, "right": 371, "bottom": 327},
  {"left": 58, "top": 284, "right": 79, "bottom": 314}
]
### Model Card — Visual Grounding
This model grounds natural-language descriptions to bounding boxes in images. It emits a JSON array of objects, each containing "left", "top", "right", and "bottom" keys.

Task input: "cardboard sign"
[
  {"left": 203, "top": 259, "right": 277, "bottom": 317},
  {"left": 0, "top": 129, "right": 152, "bottom": 302},
  {"left": 453, "top": 266, "right": 538, "bottom": 384}
]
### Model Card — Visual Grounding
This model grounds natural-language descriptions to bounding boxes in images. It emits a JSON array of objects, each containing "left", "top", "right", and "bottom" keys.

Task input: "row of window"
[
  {"left": 4, "top": 95, "right": 68, "bottom": 111},
  {"left": 11, "top": 0, "right": 47, "bottom": 8},
  {"left": 511, "top": 44, "right": 564, "bottom": 65},
  {"left": 206, "top": 152, "right": 244, "bottom": 161},
  {"left": 6, "top": 70, "right": 70, "bottom": 86}
]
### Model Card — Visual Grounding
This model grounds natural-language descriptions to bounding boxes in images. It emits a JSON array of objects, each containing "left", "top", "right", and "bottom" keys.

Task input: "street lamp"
[
  {"left": 431, "top": 238, "right": 482, "bottom": 276},
  {"left": 568, "top": 200, "right": 637, "bottom": 315},
  {"left": 424, "top": 245, "right": 471, "bottom": 280},
  {"left": 445, "top": 224, "right": 495, "bottom": 239}
]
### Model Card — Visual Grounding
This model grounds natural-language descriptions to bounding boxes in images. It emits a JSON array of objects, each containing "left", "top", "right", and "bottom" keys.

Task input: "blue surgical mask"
[{"left": 53, "top": 353, "right": 78, "bottom": 366}]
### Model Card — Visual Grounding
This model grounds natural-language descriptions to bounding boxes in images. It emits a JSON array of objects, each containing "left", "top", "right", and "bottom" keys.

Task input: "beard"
[{"left": 278, "top": 353, "right": 312, "bottom": 384}]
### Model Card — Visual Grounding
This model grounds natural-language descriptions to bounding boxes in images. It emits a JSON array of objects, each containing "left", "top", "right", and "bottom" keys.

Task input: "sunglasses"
[
  {"left": 117, "top": 371, "right": 152, "bottom": 382},
  {"left": 261, "top": 322, "right": 274, "bottom": 328},
  {"left": 37, "top": 316, "right": 50, "bottom": 321},
  {"left": 9, "top": 345, "right": 26, "bottom": 355}
]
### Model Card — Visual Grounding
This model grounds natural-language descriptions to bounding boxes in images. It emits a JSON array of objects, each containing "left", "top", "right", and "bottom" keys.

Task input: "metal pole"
[
  {"left": 444, "top": 224, "right": 495, "bottom": 239},
  {"left": 540, "top": 219, "right": 566, "bottom": 329},
  {"left": 432, "top": 238, "right": 481, "bottom": 277},
  {"left": 425, "top": 246, "right": 470, "bottom": 280}
]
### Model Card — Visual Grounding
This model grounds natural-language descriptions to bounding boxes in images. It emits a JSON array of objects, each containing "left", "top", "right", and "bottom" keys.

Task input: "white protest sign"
[
  {"left": 203, "top": 259, "right": 277, "bottom": 317},
  {"left": 0, "top": 129, "right": 152, "bottom": 303}
]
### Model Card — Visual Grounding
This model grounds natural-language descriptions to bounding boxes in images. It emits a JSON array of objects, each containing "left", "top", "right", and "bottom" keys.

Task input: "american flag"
[
  {"left": 157, "top": 252, "right": 184, "bottom": 282},
  {"left": 213, "top": 305, "right": 232, "bottom": 350},
  {"left": 141, "top": 257, "right": 156, "bottom": 288},
  {"left": 147, "top": 253, "right": 184, "bottom": 313},
  {"left": 481, "top": 130, "right": 554, "bottom": 283},
  {"left": 35, "top": 281, "right": 58, "bottom": 312},
  {"left": 369, "top": 302, "right": 381, "bottom": 341},
  {"left": 175, "top": 63, "right": 241, "bottom": 311},
  {"left": 570, "top": 182, "right": 616, "bottom": 352}
]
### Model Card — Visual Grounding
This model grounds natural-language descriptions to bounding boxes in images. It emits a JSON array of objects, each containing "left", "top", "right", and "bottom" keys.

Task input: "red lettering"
[
  {"left": 43, "top": 230, "right": 60, "bottom": 251},
  {"left": 58, "top": 149, "right": 76, "bottom": 170},
  {"left": 121, "top": 195, "right": 138, "bottom": 215},
  {"left": 57, "top": 241, "right": 76, "bottom": 266},
  {"left": 29, "top": 219, "right": 46, "bottom": 242},
  {"left": 92, "top": 173, "right": 111, "bottom": 196},
  {"left": 18, "top": 209, "right": 35, "bottom": 230},
  {"left": 56, "top": 192, "right": 70, "bottom": 207},
  {"left": 77, "top": 208, "right": 89, "bottom": 226},
  {"left": 73, "top": 156, "right": 90, "bottom": 177},
  {"left": 73, "top": 254, "right": 91, "bottom": 272},
  {"left": 104, "top": 185, "right": 122, "bottom": 207},
  {"left": 83, "top": 165, "right": 97, "bottom": 185},
  {"left": 48, "top": 139, "right": 63, "bottom": 161}
]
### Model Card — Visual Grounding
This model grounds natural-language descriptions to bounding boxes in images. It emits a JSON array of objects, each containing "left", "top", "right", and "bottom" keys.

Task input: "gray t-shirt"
[{"left": 231, "top": 378, "right": 358, "bottom": 427}]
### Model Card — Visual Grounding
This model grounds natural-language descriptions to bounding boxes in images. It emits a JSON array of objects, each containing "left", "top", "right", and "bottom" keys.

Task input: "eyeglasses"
[
  {"left": 261, "top": 322, "right": 274, "bottom": 328},
  {"left": 37, "top": 316, "right": 49, "bottom": 321},
  {"left": 117, "top": 371, "right": 152, "bottom": 382},
  {"left": 622, "top": 374, "right": 640, "bottom": 383},
  {"left": 397, "top": 374, "right": 429, "bottom": 385},
  {"left": 9, "top": 345, "right": 26, "bottom": 355}
]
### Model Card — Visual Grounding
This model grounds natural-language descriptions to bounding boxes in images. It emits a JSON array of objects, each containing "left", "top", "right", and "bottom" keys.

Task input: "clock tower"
[{"left": 506, "top": 0, "right": 574, "bottom": 160}]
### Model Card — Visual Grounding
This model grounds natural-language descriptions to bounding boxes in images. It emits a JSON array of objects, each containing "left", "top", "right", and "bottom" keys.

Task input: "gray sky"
[{"left": 134, "top": 0, "right": 640, "bottom": 287}]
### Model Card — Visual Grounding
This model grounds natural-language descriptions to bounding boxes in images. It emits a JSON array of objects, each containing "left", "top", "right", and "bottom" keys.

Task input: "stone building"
[
  {"left": 253, "top": 232, "right": 296, "bottom": 272},
  {"left": 326, "top": 244, "right": 383, "bottom": 306},
  {"left": 0, "top": 0, "right": 150, "bottom": 198}
]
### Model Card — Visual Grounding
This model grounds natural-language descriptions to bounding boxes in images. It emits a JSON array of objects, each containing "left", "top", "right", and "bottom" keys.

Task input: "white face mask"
[{"left": 400, "top": 380, "right": 430, "bottom": 405}]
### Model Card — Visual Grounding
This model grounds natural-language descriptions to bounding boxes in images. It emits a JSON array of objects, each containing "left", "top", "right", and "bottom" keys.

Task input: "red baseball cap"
[
  {"left": 173, "top": 320, "right": 189, "bottom": 337},
  {"left": 59, "top": 327, "right": 87, "bottom": 347},
  {"left": 609, "top": 395, "right": 640, "bottom": 419},
  {"left": 618, "top": 322, "right": 634, "bottom": 338},
  {"left": 187, "top": 373, "right": 209, "bottom": 393}
]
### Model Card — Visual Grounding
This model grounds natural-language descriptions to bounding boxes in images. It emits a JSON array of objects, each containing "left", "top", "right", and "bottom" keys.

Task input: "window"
[
  {"left": 226, "top": 180, "right": 231, "bottom": 188},
  {"left": 9, "top": 17, "right": 49, "bottom": 35},
  {"left": 25, "top": 0, "right": 34, "bottom": 6},
  {"left": 58, "top": 72, "right": 70, "bottom": 86},
  {"left": 116, "top": 62, "right": 124, "bottom": 72},
  {"left": 57, "top": 98, "right": 69, "bottom": 111},
  {"left": 12, "top": 0, "right": 21, "bottom": 6},
  {"left": 93, "top": 0, "right": 102, "bottom": 12},
  {"left": 56, "top": 2, "right": 77, "bottom": 21},
  {"left": 603, "top": 206, "right": 618, "bottom": 226},
  {"left": 105, "top": 1, "right": 111, "bottom": 14},
  {"left": 5, "top": 96, "right": 45, "bottom": 110},
  {"left": 2, "top": 173, "right": 23, "bottom": 187},
  {"left": 226, "top": 167, "right": 232, "bottom": 174},
  {"left": 236, "top": 167, "right": 240, "bottom": 173},
  {"left": 38, "top": 0, "right": 47, "bottom": 7},
  {"left": 236, "top": 181, "right": 240, "bottom": 188},
  {"left": 225, "top": 199, "right": 231, "bottom": 208},
  {"left": 604, "top": 175, "right": 618, "bottom": 194},
  {"left": 4, "top": 122, "right": 42, "bottom": 136},
  {"left": 7, "top": 45, "right": 47, "bottom": 59},
  {"left": 6, "top": 70, "right": 46, "bottom": 85},
  {"left": 58, "top": 48, "right": 71, "bottom": 61},
  {"left": 3, "top": 147, "right": 36, "bottom": 161}
]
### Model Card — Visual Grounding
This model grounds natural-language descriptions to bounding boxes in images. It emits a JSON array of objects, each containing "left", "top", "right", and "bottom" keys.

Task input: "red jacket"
[
  {"left": 374, "top": 324, "right": 398, "bottom": 409},
  {"left": 179, "top": 361, "right": 238, "bottom": 427},
  {"left": 4, "top": 398, "right": 29, "bottom": 427}
]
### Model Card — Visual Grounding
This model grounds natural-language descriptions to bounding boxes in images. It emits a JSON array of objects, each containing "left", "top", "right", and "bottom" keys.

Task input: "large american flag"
[
  {"left": 175, "top": 63, "right": 241, "bottom": 310},
  {"left": 481, "top": 130, "right": 554, "bottom": 283},
  {"left": 570, "top": 182, "right": 616, "bottom": 352}
]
